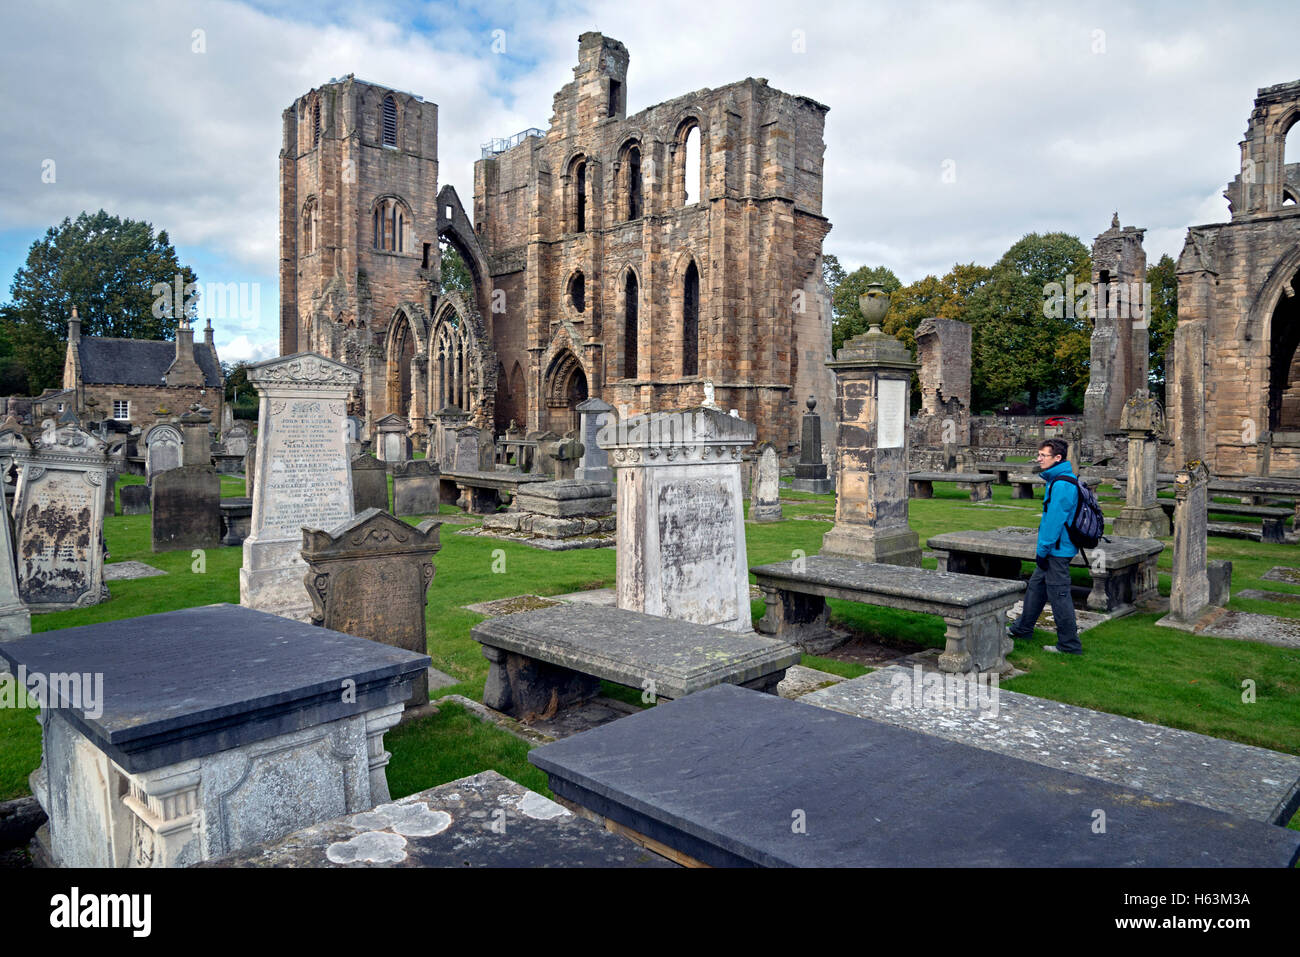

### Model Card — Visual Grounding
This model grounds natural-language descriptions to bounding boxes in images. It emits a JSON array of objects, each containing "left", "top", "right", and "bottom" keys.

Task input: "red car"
[{"left": 1044, "top": 416, "right": 1072, "bottom": 427}]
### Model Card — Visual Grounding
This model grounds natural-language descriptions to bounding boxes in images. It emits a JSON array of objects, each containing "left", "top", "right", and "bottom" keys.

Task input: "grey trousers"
[{"left": 1010, "top": 555, "right": 1082, "bottom": 653}]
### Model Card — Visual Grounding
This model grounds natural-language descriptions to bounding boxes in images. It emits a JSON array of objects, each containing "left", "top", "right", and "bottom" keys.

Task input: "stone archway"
[
  {"left": 385, "top": 306, "right": 426, "bottom": 425},
  {"left": 544, "top": 349, "right": 588, "bottom": 434},
  {"left": 429, "top": 290, "right": 495, "bottom": 426},
  {"left": 1268, "top": 266, "right": 1300, "bottom": 430}
]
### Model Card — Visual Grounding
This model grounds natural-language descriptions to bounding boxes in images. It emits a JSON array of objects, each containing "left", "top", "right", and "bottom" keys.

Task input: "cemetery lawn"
[{"left": 1, "top": 475, "right": 1297, "bottom": 835}]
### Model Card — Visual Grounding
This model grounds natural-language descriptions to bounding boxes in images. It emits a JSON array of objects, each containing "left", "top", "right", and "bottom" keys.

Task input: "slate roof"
[{"left": 77, "top": 337, "right": 222, "bottom": 388}]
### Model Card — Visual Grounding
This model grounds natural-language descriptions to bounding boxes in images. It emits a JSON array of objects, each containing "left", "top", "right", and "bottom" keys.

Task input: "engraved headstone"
[
  {"left": 13, "top": 422, "right": 109, "bottom": 610},
  {"left": 375, "top": 414, "right": 410, "bottom": 464},
  {"left": 240, "top": 353, "right": 361, "bottom": 622},
  {"left": 432, "top": 405, "right": 470, "bottom": 470},
  {"left": 1113, "top": 395, "right": 1170, "bottom": 538},
  {"left": 143, "top": 423, "right": 183, "bottom": 485},
  {"left": 223, "top": 423, "right": 250, "bottom": 458},
  {"left": 451, "top": 427, "right": 480, "bottom": 472},
  {"left": 821, "top": 286, "right": 922, "bottom": 565},
  {"left": 750, "top": 443, "right": 782, "bottom": 522},
  {"left": 351, "top": 454, "right": 388, "bottom": 512},
  {"left": 302, "top": 509, "right": 441, "bottom": 708},
  {"left": 605, "top": 407, "right": 756, "bottom": 631},
  {"left": 392, "top": 459, "right": 441, "bottom": 516},
  {"left": 575, "top": 397, "right": 615, "bottom": 485}
]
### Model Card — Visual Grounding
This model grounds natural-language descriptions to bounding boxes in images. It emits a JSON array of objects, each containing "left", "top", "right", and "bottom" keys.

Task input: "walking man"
[{"left": 1008, "top": 437, "right": 1083, "bottom": 654}]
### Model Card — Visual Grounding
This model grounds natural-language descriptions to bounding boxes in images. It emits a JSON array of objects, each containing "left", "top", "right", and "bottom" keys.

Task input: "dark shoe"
[
  {"left": 1043, "top": 644, "right": 1082, "bottom": 655},
  {"left": 1007, "top": 626, "right": 1027, "bottom": 640}
]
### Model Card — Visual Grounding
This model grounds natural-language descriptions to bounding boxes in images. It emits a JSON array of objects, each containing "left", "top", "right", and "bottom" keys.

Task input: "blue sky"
[{"left": 1, "top": 0, "right": 1297, "bottom": 362}]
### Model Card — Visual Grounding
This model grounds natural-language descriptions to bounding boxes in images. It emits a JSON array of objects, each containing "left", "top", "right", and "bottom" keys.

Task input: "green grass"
[{"left": 2, "top": 470, "right": 1298, "bottom": 827}]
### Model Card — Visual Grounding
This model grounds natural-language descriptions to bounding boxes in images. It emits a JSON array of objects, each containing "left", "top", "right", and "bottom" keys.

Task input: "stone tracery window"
[
  {"left": 371, "top": 196, "right": 411, "bottom": 252},
  {"left": 619, "top": 141, "right": 642, "bottom": 221},
  {"left": 568, "top": 155, "right": 587, "bottom": 234}
]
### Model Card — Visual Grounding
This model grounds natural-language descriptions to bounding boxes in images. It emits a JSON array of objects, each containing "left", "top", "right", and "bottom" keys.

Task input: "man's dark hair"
[{"left": 1040, "top": 437, "right": 1068, "bottom": 461}]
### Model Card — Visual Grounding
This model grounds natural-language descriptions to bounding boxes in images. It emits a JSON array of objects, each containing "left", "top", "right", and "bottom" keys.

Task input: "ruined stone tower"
[
  {"left": 1083, "top": 214, "right": 1148, "bottom": 458},
  {"left": 473, "top": 32, "right": 836, "bottom": 451},
  {"left": 1171, "top": 79, "right": 1300, "bottom": 476}
]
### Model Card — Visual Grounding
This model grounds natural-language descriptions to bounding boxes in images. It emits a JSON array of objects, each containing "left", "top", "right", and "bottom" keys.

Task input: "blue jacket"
[{"left": 1038, "top": 460, "right": 1079, "bottom": 559}]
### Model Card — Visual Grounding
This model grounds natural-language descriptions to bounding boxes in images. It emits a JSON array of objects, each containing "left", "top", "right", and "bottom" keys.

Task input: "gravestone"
[
  {"left": 541, "top": 436, "right": 584, "bottom": 482},
  {"left": 302, "top": 509, "right": 441, "bottom": 708},
  {"left": 152, "top": 466, "right": 220, "bottom": 551},
  {"left": 119, "top": 484, "right": 149, "bottom": 515},
  {"left": 431, "top": 405, "right": 470, "bottom": 469},
  {"left": 143, "top": 423, "right": 183, "bottom": 485},
  {"left": 1160, "top": 461, "right": 1216, "bottom": 628},
  {"left": 221, "top": 402, "right": 234, "bottom": 433},
  {"left": 375, "top": 414, "right": 410, "bottom": 464},
  {"left": 351, "top": 454, "right": 389, "bottom": 512},
  {"left": 1113, "top": 395, "right": 1170, "bottom": 538},
  {"left": 0, "top": 416, "right": 31, "bottom": 511},
  {"left": 821, "top": 285, "right": 922, "bottom": 566},
  {"left": 244, "top": 443, "right": 256, "bottom": 489},
  {"left": 0, "top": 456, "right": 31, "bottom": 639},
  {"left": 13, "top": 422, "right": 109, "bottom": 610},
  {"left": 750, "top": 442, "right": 782, "bottom": 522},
  {"left": 240, "top": 353, "right": 361, "bottom": 622},
  {"left": 606, "top": 406, "right": 756, "bottom": 631},
  {"left": 792, "top": 396, "right": 832, "bottom": 493},
  {"left": 223, "top": 423, "right": 250, "bottom": 458},
  {"left": 344, "top": 415, "right": 364, "bottom": 457},
  {"left": 451, "top": 426, "right": 480, "bottom": 472},
  {"left": 477, "top": 428, "right": 496, "bottom": 472},
  {"left": 392, "top": 459, "right": 440, "bottom": 515},
  {"left": 575, "top": 397, "right": 615, "bottom": 484}
]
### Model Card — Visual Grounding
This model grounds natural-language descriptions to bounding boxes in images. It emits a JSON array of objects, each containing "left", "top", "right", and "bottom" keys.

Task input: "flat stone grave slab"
[
  {"left": 0, "top": 603, "right": 429, "bottom": 774},
  {"left": 464, "top": 595, "right": 564, "bottom": 617},
  {"left": 1006, "top": 598, "right": 1109, "bottom": 634},
  {"left": 775, "top": 664, "right": 846, "bottom": 699},
  {"left": 426, "top": 667, "right": 458, "bottom": 692},
  {"left": 552, "top": 587, "right": 617, "bottom": 606},
  {"left": 528, "top": 683, "right": 1300, "bottom": 867},
  {"left": 802, "top": 666, "right": 1300, "bottom": 825},
  {"left": 472, "top": 604, "right": 800, "bottom": 720},
  {"left": 1236, "top": 588, "right": 1300, "bottom": 605},
  {"left": 1170, "top": 608, "right": 1300, "bottom": 650},
  {"left": 207, "top": 770, "right": 674, "bottom": 868},
  {"left": 102, "top": 561, "right": 166, "bottom": 582},
  {"left": 1262, "top": 566, "right": 1300, "bottom": 585}
]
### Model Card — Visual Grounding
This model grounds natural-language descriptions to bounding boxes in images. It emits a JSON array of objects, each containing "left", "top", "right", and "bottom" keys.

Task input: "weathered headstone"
[
  {"left": 152, "top": 465, "right": 221, "bottom": 551},
  {"left": 375, "top": 414, "right": 410, "bottom": 464},
  {"left": 0, "top": 415, "right": 31, "bottom": 511},
  {"left": 451, "top": 426, "right": 480, "bottom": 472},
  {"left": 432, "top": 405, "right": 470, "bottom": 469},
  {"left": 1161, "top": 461, "right": 1214, "bottom": 627},
  {"left": 244, "top": 443, "right": 257, "bottom": 490},
  {"left": 143, "top": 423, "right": 183, "bottom": 485},
  {"left": 792, "top": 396, "right": 833, "bottom": 494},
  {"left": 541, "top": 435, "right": 584, "bottom": 482},
  {"left": 575, "top": 397, "right": 615, "bottom": 484},
  {"left": 392, "top": 459, "right": 441, "bottom": 516},
  {"left": 302, "top": 509, "right": 441, "bottom": 708},
  {"left": 1113, "top": 394, "right": 1170, "bottom": 538},
  {"left": 240, "top": 353, "right": 360, "bottom": 622},
  {"left": 351, "top": 454, "right": 389, "bottom": 512},
  {"left": 821, "top": 285, "right": 922, "bottom": 565},
  {"left": 477, "top": 428, "right": 496, "bottom": 472},
  {"left": 0, "top": 465, "right": 31, "bottom": 639},
  {"left": 119, "top": 484, "right": 149, "bottom": 515},
  {"left": 223, "top": 423, "right": 250, "bottom": 458},
  {"left": 750, "top": 442, "right": 782, "bottom": 522},
  {"left": 13, "top": 422, "right": 109, "bottom": 610},
  {"left": 605, "top": 406, "right": 756, "bottom": 631}
]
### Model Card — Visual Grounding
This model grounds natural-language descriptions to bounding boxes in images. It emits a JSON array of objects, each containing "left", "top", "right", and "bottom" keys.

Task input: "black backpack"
[{"left": 1046, "top": 474, "right": 1107, "bottom": 550}]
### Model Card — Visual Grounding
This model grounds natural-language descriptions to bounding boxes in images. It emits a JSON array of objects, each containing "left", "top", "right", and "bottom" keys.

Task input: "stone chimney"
[
  {"left": 68, "top": 306, "right": 81, "bottom": 345},
  {"left": 204, "top": 317, "right": 214, "bottom": 348},
  {"left": 165, "top": 316, "right": 205, "bottom": 387}
]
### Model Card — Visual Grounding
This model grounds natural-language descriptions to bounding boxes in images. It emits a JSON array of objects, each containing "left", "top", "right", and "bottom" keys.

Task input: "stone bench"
[
  {"left": 908, "top": 471, "right": 997, "bottom": 502},
  {"left": 471, "top": 604, "right": 800, "bottom": 720},
  {"left": 803, "top": 667, "right": 1300, "bottom": 826},
  {"left": 528, "top": 683, "right": 1300, "bottom": 867},
  {"left": 439, "top": 469, "right": 551, "bottom": 513},
  {"left": 1156, "top": 499, "right": 1292, "bottom": 544},
  {"left": 926, "top": 526, "right": 1163, "bottom": 615},
  {"left": 1005, "top": 472, "right": 1040, "bottom": 499},
  {"left": 750, "top": 555, "right": 1023, "bottom": 673}
]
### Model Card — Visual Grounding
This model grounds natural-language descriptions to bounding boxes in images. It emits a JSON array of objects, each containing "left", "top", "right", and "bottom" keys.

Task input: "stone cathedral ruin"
[{"left": 279, "top": 33, "right": 835, "bottom": 456}]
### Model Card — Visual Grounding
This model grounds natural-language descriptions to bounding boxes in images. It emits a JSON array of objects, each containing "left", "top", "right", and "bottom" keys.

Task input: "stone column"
[
  {"left": 820, "top": 285, "right": 922, "bottom": 565},
  {"left": 240, "top": 352, "right": 361, "bottom": 622},
  {"left": 1167, "top": 461, "right": 1210, "bottom": 623},
  {"left": 1113, "top": 394, "right": 1171, "bottom": 538},
  {"left": 606, "top": 407, "right": 756, "bottom": 631}
]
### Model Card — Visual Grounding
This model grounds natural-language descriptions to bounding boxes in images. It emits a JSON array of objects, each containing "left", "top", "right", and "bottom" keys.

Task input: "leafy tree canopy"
[{"left": 831, "top": 264, "right": 902, "bottom": 353}]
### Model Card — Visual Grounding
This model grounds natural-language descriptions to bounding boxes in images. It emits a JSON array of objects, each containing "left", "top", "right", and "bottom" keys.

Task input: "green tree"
[
  {"left": 831, "top": 264, "right": 902, "bottom": 353},
  {"left": 1146, "top": 253, "right": 1178, "bottom": 404},
  {"left": 965, "top": 233, "right": 1091, "bottom": 413},
  {"left": 3, "top": 210, "right": 198, "bottom": 395},
  {"left": 440, "top": 240, "right": 474, "bottom": 301}
]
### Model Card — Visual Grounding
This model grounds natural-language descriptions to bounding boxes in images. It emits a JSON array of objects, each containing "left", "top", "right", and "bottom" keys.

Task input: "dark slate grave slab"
[
  {"left": 802, "top": 667, "right": 1300, "bottom": 825},
  {"left": 529, "top": 683, "right": 1300, "bottom": 867},
  {"left": 0, "top": 603, "right": 429, "bottom": 774},
  {"left": 207, "top": 770, "right": 674, "bottom": 868}
]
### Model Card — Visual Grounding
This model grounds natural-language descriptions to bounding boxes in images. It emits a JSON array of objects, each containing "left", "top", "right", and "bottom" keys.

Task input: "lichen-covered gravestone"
[
  {"left": 351, "top": 453, "right": 389, "bottom": 512},
  {"left": 750, "top": 443, "right": 782, "bottom": 522},
  {"left": 302, "top": 508, "right": 441, "bottom": 707},
  {"left": 240, "top": 353, "right": 361, "bottom": 622},
  {"left": 606, "top": 407, "right": 756, "bottom": 631},
  {"left": 392, "top": 459, "right": 440, "bottom": 515},
  {"left": 143, "top": 423, "right": 182, "bottom": 485},
  {"left": 13, "top": 421, "right": 109, "bottom": 610},
  {"left": 574, "top": 397, "right": 615, "bottom": 485}
]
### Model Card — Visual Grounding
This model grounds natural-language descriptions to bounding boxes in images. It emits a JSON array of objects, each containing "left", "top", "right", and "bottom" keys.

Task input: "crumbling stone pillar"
[
  {"left": 1167, "top": 461, "right": 1210, "bottom": 623},
  {"left": 1113, "top": 395, "right": 1171, "bottom": 538}
]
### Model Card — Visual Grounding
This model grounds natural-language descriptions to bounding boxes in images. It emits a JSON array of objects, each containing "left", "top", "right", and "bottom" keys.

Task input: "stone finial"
[
  {"left": 806, "top": 395, "right": 817, "bottom": 413},
  {"left": 1111, "top": 211, "right": 1120, "bottom": 228},
  {"left": 1120, "top": 393, "right": 1163, "bottom": 434},
  {"left": 857, "top": 282, "right": 891, "bottom": 333}
]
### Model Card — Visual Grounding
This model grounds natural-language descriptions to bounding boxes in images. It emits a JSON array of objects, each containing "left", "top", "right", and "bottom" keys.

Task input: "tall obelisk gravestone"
[
  {"left": 820, "top": 285, "right": 922, "bottom": 565},
  {"left": 240, "top": 353, "right": 361, "bottom": 622}
]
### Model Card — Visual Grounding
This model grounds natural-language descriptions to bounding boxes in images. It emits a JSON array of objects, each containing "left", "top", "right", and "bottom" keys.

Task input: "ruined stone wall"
[
  {"left": 1171, "top": 79, "right": 1300, "bottom": 478},
  {"left": 473, "top": 32, "right": 834, "bottom": 454}
]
